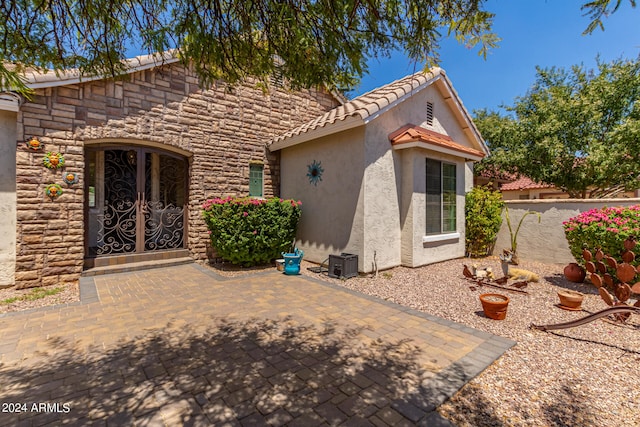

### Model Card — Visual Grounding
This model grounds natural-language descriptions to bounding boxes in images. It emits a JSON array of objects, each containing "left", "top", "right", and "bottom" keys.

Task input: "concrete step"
[{"left": 82, "top": 257, "right": 194, "bottom": 276}]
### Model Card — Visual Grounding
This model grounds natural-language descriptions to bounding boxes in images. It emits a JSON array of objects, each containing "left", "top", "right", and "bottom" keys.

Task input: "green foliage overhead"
[
  {"left": 1, "top": 0, "right": 502, "bottom": 97},
  {"left": 475, "top": 57, "right": 640, "bottom": 198},
  {"left": 465, "top": 185, "right": 504, "bottom": 257},
  {"left": 581, "top": 0, "right": 637, "bottom": 34},
  {"left": 202, "top": 196, "right": 302, "bottom": 266},
  {"left": 1, "top": 1, "right": 633, "bottom": 96}
]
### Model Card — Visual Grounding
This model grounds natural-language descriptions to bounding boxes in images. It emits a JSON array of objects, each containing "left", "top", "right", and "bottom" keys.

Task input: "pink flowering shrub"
[
  {"left": 563, "top": 205, "right": 640, "bottom": 265},
  {"left": 202, "top": 197, "right": 302, "bottom": 266}
]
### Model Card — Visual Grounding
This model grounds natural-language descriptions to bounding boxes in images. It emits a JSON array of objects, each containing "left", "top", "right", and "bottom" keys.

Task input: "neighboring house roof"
[
  {"left": 389, "top": 124, "right": 485, "bottom": 161},
  {"left": 500, "top": 176, "right": 553, "bottom": 191},
  {"left": 476, "top": 167, "right": 516, "bottom": 183},
  {"left": 269, "top": 68, "right": 488, "bottom": 155}
]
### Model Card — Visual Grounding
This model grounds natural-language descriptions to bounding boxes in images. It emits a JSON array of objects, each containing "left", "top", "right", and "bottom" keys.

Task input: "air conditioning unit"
[{"left": 328, "top": 253, "right": 358, "bottom": 279}]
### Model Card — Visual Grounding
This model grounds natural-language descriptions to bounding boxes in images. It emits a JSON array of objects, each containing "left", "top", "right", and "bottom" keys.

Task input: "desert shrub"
[
  {"left": 563, "top": 205, "right": 640, "bottom": 265},
  {"left": 202, "top": 196, "right": 302, "bottom": 266},
  {"left": 465, "top": 186, "right": 504, "bottom": 257}
]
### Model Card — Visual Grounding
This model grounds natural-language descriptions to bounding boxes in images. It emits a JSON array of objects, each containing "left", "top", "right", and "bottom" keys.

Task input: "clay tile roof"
[
  {"left": 477, "top": 167, "right": 516, "bottom": 182},
  {"left": 272, "top": 69, "right": 443, "bottom": 144},
  {"left": 389, "top": 124, "right": 486, "bottom": 159},
  {"left": 500, "top": 176, "right": 552, "bottom": 191}
]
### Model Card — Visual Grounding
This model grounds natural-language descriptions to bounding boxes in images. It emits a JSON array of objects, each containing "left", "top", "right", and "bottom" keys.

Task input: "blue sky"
[{"left": 349, "top": 0, "right": 640, "bottom": 114}]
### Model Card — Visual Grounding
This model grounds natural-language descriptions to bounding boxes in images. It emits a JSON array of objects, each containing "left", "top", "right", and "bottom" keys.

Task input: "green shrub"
[
  {"left": 563, "top": 205, "right": 640, "bottom": 265},
  {"left": 202, "top": 196, "right": 302, "bottom": 266},
  {"left": 465, "top": 186, "right": 504, "bottom": 257}
]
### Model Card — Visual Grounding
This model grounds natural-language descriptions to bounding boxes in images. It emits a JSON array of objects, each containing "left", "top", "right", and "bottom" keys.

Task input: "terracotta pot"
[
  {"left": 564, "top": 263, "right": 586, "bottom": 283},
  {"left": 557, "top": 289, "right": 585, "bottom": 310},
  {"left": 479, "top": 293, "right": 510, "bottom": 320}
]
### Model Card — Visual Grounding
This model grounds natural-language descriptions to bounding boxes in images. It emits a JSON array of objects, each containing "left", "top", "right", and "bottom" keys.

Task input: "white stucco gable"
[
  {"left": 269, "top": 68, "right": 489, "bottom": 157},
  {"left": 275, "top": 69, "right": 487, "bottom": 272}
]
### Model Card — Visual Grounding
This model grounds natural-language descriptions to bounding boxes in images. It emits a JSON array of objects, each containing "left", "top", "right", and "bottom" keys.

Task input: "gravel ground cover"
[
  {"left": 5, "top": 257, "right": 640, "bottom": 426},
  {"left": 0, "top": 282, "right": 79, "bottom": 314},
  {"left": 294, "top": 257, "right": 640, "bottom": 427}
]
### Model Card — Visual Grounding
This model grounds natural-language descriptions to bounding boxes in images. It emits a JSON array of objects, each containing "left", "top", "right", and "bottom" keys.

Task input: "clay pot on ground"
[
  {"left": 479, "top": 293, "right": 510, "bottom": 320},
  {"left": 563, "top": 263, "right": 586, "bottom": 283},
  {"left": 557, "top": 289, "right": 585, "bottom": 310}
]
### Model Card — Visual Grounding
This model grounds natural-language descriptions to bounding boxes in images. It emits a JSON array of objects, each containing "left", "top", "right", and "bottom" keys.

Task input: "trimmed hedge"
[{"left": 202, "top": 196, "right": 302, "bottom": 266}]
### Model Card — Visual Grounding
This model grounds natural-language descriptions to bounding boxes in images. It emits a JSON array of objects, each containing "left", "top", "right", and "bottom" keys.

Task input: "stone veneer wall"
[{"left": 15, "top": 63, "right": 338, "bottom": 288}]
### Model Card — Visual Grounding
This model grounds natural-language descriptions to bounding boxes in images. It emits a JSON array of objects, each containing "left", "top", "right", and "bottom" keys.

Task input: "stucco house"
[
  {"left": 0, "top": 58, "right": 487, "bottom": 289},
  {"left": 270, "top": 69, "right": 489, "bottom": 272},
  {"left": 0, "top": 54, "right": 340, "bottom": 288}
]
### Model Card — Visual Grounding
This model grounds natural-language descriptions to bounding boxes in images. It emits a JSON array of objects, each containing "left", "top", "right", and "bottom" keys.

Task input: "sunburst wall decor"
[{"left": 306, "top": 160, "right": 324, "bottom": 186}]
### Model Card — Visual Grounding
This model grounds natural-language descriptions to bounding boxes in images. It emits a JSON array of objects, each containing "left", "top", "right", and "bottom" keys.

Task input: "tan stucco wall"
[
  {"left": 398, "top": 149, "right": 467, "bottom": 267},
  {"left": 280, "top": 78, "right": 481, "bottom": 272},
  {"left": 361, "top": 126, "right": 402, "bottom": 272},
  {"left": 493, "top": 199, "right": 640, "bottom": 264},
  {"left": 362, "top": 84, "right": 473, "bottom": 270},
  {"left": 280, "top": 127, "right": 366, "bottom": 268},
  {"left": 502, "top": 188, "right": 637, "bottom": 200},
  {"left": 0, "top": 110, "right": 17, "bottom": 286}
]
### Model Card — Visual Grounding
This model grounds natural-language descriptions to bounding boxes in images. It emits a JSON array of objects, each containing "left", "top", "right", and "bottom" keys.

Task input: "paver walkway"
[{"left": 0, "top": 264, "right": 514, "bottom": 426}]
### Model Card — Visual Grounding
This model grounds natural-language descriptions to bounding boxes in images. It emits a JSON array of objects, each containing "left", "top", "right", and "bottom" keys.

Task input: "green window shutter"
[{"left": 249, "top": 164, "right": 263, "bottom": 197}]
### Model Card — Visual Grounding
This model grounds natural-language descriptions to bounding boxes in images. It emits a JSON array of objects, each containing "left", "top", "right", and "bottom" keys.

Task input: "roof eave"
[
  {"left": 392, "top": 140, "right": 485, "bottom": 162},
  {"left": 268, "top": 115, "right": 363, "bottom": 152},
  {"left": 434, "top": 74, "right": 490, "bottom": 157},
  {"left": 24, "top": 52, "right": 181, "bottom": 89}
]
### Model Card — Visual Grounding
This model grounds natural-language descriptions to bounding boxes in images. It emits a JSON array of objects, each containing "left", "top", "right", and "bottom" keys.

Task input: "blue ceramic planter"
[{"left": 282, "top": 248, "right": 304, "bottom": 275}]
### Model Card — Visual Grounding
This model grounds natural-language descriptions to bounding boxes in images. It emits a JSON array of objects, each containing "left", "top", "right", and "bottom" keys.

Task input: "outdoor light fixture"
[{"left": 127, "top": 149, "right": 137, "bottom": 165}]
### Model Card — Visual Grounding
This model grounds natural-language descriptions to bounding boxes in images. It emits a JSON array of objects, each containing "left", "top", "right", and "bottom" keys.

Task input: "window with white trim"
[{"left": 426, "top": 158, "right": 456, "bottom": 234}]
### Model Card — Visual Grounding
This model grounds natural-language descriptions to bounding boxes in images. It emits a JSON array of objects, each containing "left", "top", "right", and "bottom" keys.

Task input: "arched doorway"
[{"left": 85, "top": 145, "right": 189, "bottom": 262}]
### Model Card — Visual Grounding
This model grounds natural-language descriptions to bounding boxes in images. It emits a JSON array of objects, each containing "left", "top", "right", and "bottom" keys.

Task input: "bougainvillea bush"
[
  {"left": 202, "top": 196, "right": 302, "bottom": 266},
  {"left": 563, "top": 205, "right": 640, "bottom": 265}
]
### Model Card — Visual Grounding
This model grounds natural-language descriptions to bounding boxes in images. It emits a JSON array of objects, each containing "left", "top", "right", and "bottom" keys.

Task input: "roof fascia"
[
  {"left": 434, "top": 74, "right": 489, "bottom": 156},
  {"left": 268, "top": 115, "right": 363, "bottom": 152},
  {"left": 392, "top": 140, "right": 485, "bottom": 162},
  {"left": 25, "top": 54, "right": 181, "bottom": 90},
  {"left": 0, "top": 92, "right": 23, "bottom": 112}
]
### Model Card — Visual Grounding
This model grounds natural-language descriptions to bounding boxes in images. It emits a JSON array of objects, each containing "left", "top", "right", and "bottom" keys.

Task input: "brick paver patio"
[{"left": 0, "top": 263, "right": 514, "bottom": 426}]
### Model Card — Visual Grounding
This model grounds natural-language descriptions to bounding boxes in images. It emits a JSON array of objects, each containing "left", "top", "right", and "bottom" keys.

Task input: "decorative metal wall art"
[
  {"left": 306, "top": 160, "right": 324, "bottom": 186},
  {"left": 43, "top": 152, "right": 65, "bottom": 169},
  {"left": 63, "top": 172, "right": 79, "bottom": 186},
  {"left": 45, "top": 183, "right": 63, "bottom": 200},
  {"left": 25, "top": 137, "right": 44, "bottom": 151}
]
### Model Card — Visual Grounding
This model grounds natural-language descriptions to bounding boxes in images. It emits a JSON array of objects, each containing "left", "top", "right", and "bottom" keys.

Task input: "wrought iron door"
[{"left": 87, "top": 148, "right": 187, "bottom": 256}]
